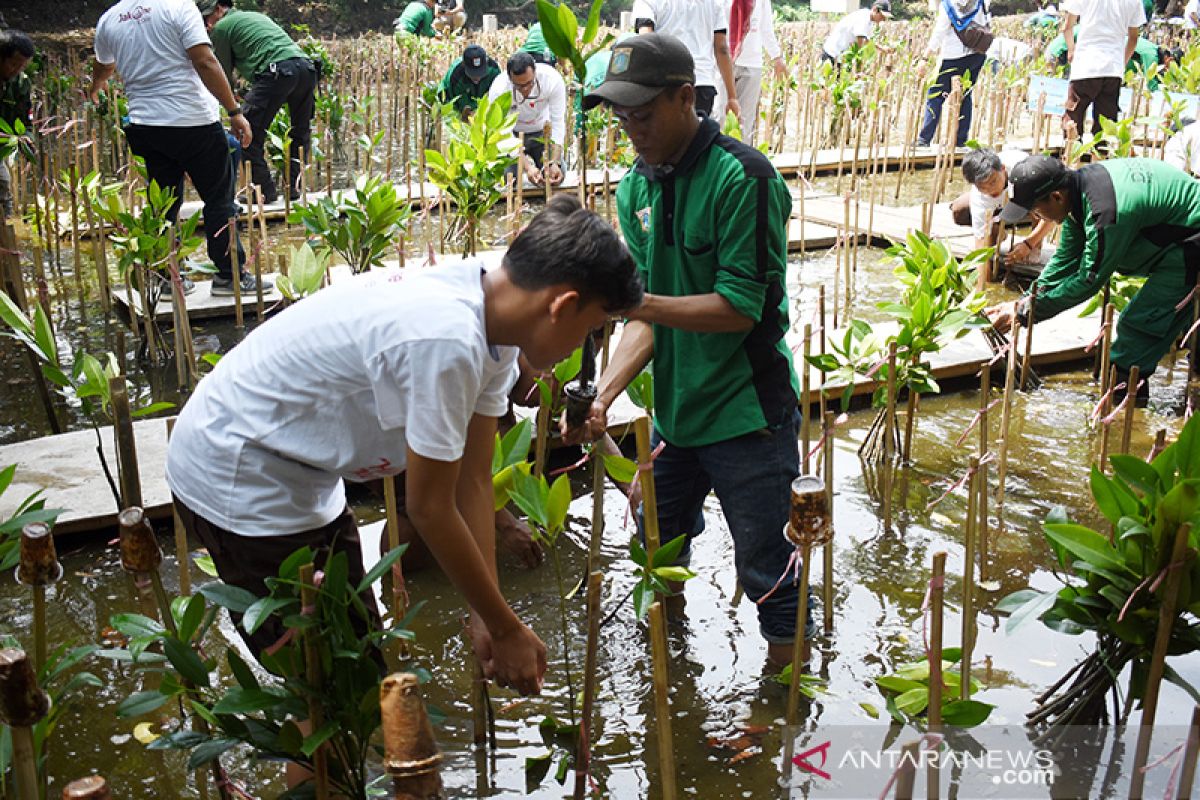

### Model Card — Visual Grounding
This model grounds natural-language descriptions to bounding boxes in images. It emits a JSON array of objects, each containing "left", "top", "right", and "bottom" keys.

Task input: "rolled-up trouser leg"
[{"left": 1111, "top": 256, "right": 1194, "bottom": 378}]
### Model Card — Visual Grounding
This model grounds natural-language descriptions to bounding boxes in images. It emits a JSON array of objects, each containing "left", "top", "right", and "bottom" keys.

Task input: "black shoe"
[
  {"left": 211, "top": 273, "right": 274, "bottom": 296},
  {"left": 160, "top": 274, "right": 197, "bottom": 302}
]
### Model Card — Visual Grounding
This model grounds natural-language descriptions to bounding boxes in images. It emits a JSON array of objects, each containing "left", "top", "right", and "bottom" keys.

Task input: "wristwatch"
[{"left": 225, "top": 106, "right": 242, "bottom": 116}]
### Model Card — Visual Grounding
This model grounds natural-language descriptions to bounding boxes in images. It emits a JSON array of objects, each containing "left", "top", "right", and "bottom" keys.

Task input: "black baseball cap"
[
  {"left": 462, "top": 44, "right": 489, "bottom": 81},
  {"left": 582, "top": 33, "right": 695, "bottom": 111},
  {"left": 195, "top": 0, "right": 219, "bottom": 15},
  {"left": 1000, "top": 155, "right": 1069, "bottom": 223},
  {"left": 872, "top": 0, "right": 894, "bottom": 17}
]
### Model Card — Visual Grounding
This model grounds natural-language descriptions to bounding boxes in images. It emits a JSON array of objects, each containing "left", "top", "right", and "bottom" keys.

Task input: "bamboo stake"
[
  {"left": 380, "top": 673, "right": 444, "bottom": 800},
  {"left": 996, "top": 319, "right": 1019, "bottom": 505},
  {"left": 822, "top": 410, "right": 834, "bottom": 634},
  {"left": 928, "top": 551, "right": 947, "bottom": 800},
  {"left": 978, "top": 362, "right": 990, "bottom": 570},
  {"left": 165, "top": 419, "right": 192, "bottom": 596},
  {"left": 1177, "top": 705, "right": 1200, "bottom": 800},
  {"left": 382, "top": 476, "right": 410, "bottom": 665},
  {"left": 0, "top": 649, "right": 47, "bottom": 800},
  {"left": 18, "top": 522, "right": 60, "bottom": 674},
  {"left": 1019, "top": 296, "right": 1035, "bottom": 392},
  {"left": 1099, "top": 303, "right": 1115, "bottom": 403},
  {"left": 960, "top": 458, "right": 979, "bottom": 701},
  {"left": 109, "top": 376, "right": 142, "bottom": 509},
  {"left": 895, "top": 740, "right": 919, "bottom": 800},
  {"left": 573, "top": 571, "right": 602, "bottom": 800},
  {"left": 299, "top": 562, "right": 332, "bottom": 800},
  {"left": 1128, "top": 523, "right": 1194, "bottom": 799},
  {"left": 802, "top": 324, "right": 812, "bottom": 472},
  {"left": 1099, "top": 364, "right": 1117, "bottom": 473},
  {"left": 786, "top": 544, "right": 812, "bottom": 728},
  {"left": 1120, "top": 366, "right": 1139, "bottom": 456}
]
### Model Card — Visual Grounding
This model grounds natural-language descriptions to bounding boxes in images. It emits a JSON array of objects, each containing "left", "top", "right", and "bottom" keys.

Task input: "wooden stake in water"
[
  {"left": 996, "top": 319, "right": 1019, "bottom": 506},
  {"left": 822, "top": 411, "right": 835, "bottom": 634},
  {"left": 927, "top": 551, "right": 947, "bottom": 800},
  {"left": 574, "top": 571, "right": 603, "bottom": 800},
  {"left": 1177, "top": 705, "right": 1200, "bottom": 800},
  {"left": 1128, "top": 523, "right": 1194, "bottom": 799},
  {"left": 978, "top": 362, "right": 990, "bottom": 571},
  {"left": 1019, "top": 296, "right": 1036, "bottom": 392},
  {"left": 299, "top": 562, "right": 332, "bottom": 800},
  {"left": 1120, "top": 365, "right": 1139, "bottom": 455},
  {"left": 380, "top": 672, "right": 444, "bottom": 800},
  {"left": 18, "top": 521, "right": 61, "bottom": 674},
  {"left": 165, "top": 419, "right": 192, "bottom": 596},
  {"left": 109, "top": 376, "right": 142, "bottom": 509},
  {"left": 0, "top": 649, "right": 48, "bottom": 800},
  {"left": 960, "top": 458, "right": 979, "bottom": 701},
  {"left": 785, "top": 475, "right": 831, "bottom": 726}
]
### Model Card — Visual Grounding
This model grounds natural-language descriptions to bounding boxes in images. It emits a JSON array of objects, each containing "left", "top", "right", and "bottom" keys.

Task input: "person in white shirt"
[
  {"left": 1061, "top": 0, "right": 1145, "bottom": 138},
  {"left": 821, "top": 0, "right": 892, "bottom": 64},
  {"left": 489, "top": 52, "right": 566, "bottom": 186},
  {"left": 1187, "top": 0, "right": 1200, "bottom": 29},
  {"left": 167, "top": 196, "right": 642, "bottom": 725},
  {"left": 722, "top": 0, "right": 786, "bottom": 140},
  {"left": 917, "top": 0, "right": 992, "bottom": 148},
  {"left": 1165, "top": 118, "right": 1200, "bottom": 175},
  {"left": 632, "top": 0, "right": 738, "bottom": 119},
  {"left": 88, "top": 0, "right": 271, "bottom": 298},
  {"left": 950, "top": 148, "right": 1055, "bottom": 268}
]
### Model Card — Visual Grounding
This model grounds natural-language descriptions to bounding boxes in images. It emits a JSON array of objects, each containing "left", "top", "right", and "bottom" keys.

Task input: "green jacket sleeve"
[
  {"left": 211, "top": 24, "right": 235, "bottom": 85},
  {"left": 420, "top": 8, "right": 437, "bottom": 36},
  {"left": 1033, "top": 208, "right": 1136, "bottom": 320},
  {"left": 713, "top": 175, "right": 790, "bottom": 323}
]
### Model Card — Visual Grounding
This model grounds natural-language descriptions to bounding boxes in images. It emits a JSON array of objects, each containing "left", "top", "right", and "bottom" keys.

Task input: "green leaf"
[
  {"left": 582, "top": 0, "right": 603, "bottom": 47},
  {"left": 177, "top": 594, "right": 207, "bottom": 642},
  {"left": 197, "top": 583, "right": 259, "bottom": 614},
  {"left": 941, "top": 699, "right": 995, "bottom": 727},
  {"left": 875, "top": 675, "right": 924, "bottom": 694},
  {"left": 227, "top": 650, "right": 260, "bottom": 691},
  {"left": 358, "top": 544, "right": 409, "bottom": 594},
  {"left": 525, "top": 752, "right": 553, "bottom": 792},
  {"left": 1110, "top": 454, "right": 1161, "bottom": 496},
  {"left": 1090, "top": 466, "right": 1139, "bottom": 524},
  {"left": 998, "top": 589, "right": 1060, "bottom": 634},
  {"left": 629, "top": 537, "right": 647, "bottom": 567},
  {"left": 301, "top": 721, "right": 338, "bottom": 757},
  {"left": 651, "top": 533, "right": 688, "bottom": 568},
  {"left": 162, "top": 637, "right": 211, "bottom": 688},
  {"left": 653, "top": 566, "right": 696, "bottom": 583},
  {"left": 602, "top": 454, "right": 637, "bottom": 484},
  {"left": 894, "top": 686, "right": 929, "bottom": 716},
  {"left": 211, "top": 687, "right": 286, "bottom": 715},
  {"left": 186, "top": 738, "right": 239, "bottom": 770},
  {"left": 633, "top": 580, "right": 654, "bottom": 620},
  {"left": 545, "top": 474, "right": 572, "bottom": 534},
  {"left": 32, "top": 305, "right": 57, "bottom": 364},
  {"left": 117, "top": 690, "right": 172, "bottom": 718},
  {"left": 1043, "top": 523, "right": 1128, "bottom": 574},
  {"left": 110, "top": 613, "right": 165, "bottom": 639},
  {"left": 130, "top": 401, "right": 175, "bottom": 419},
  {"left": 242, "top": 596, "right": 293, "bottom": 636}
]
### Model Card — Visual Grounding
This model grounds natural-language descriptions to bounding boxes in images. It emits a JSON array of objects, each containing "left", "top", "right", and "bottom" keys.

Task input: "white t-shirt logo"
[{"left": 118, "top": 5, "right": 153, "bottom": 23}]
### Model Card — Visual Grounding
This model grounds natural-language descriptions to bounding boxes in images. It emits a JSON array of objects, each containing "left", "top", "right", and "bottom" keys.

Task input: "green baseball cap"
[{"left": 582, "top": 33, "right": 695, "bottom": 111}]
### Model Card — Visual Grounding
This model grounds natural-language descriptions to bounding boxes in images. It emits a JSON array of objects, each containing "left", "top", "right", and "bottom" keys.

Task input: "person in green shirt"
[
  {"left": 0, "top": 30, "right": 33, "bottom": 218},
  {"left": 520, "top": 22, "right": 558, "bottom": 66},
  {"left": 198, "top": 0, "right": 315, "bottom": 204},
  {"left": 569, "top": 34, "right": 805, "bottom": 665},
  {"left": 987, "top": 156, "right": 1200, "bottom": 405},
  {"left": 396, "top": 0, "right": 437, "bottom": 38},
  {"left": 1046, "top": 31, "right": 1163, "bottom": 87},
  {"left": 437, "top": 43, "right": 499, "bottom": 118}
]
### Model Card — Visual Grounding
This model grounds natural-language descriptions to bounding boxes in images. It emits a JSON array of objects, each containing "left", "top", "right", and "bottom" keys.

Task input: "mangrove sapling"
[
  {"left": 275, "top": 243, "right": 330, "bottom": 303},
  {"left": 423, "top": 92, "right": 518, "bottom": 257},
  {"left": 110, "top": 544, "right": 417, "bottom": 799},
  {"left": 873, "top": 648, "right": 995, "bottom": 729},
  {"left": 288, "top": 175, "right": 411, "bottom": 274},
  {"left": 997, "top": 410, "right": 1200, "bottom": 735}
]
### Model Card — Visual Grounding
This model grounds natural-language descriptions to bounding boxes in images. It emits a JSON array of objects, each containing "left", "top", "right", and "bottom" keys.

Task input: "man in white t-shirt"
[
  {"left": 167, "top": 196, "right": 642, "bottom": 704},
  {"left": 89, "top": 0, "right": 270, "bottom": 298},
  {"left": 1165, "top": 118, "right": 1200, "bottom": 175},
  {"left": 821, "top": 0, "right": 892, "bottom": 64},
  {"left": 1062, "top": 0, "right": 1145, "bottom": 138},
  {"left": 488, "top": 51, "right": 566, "bottom": 186},
  {"left": 950, "top": 148, "right": 1055, "bottom": 270},
  {"left": 724, "top": 0, "right": 785, "bottom": 141},
  {"left": 632, "top": 0, "right": 738, "bottom": 119}
]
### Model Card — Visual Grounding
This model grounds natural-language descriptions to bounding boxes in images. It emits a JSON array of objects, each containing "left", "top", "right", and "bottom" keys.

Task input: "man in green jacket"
[
  {"left": 986, "top": 156, "right": 1200, "bottom": 405},
  {"left": 0, "top": 30, "right": 33, "bottom": 218},
  {"left": 570, "top": 34, "right": 805, "bottom": 665},
  {"left": 437, "top": 43, "right": 499, "bottom": 118},
  {"left": 198, "top": 0, "right": 315, "bottom": 204},
  {"left": 396, "top": 0, "right": 437, "bottom": 38}
]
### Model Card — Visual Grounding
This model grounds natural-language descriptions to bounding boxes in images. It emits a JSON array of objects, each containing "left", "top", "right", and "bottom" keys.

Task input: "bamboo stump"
[{"left": 381, "top": 673, "right": 444, "bottom": 800}]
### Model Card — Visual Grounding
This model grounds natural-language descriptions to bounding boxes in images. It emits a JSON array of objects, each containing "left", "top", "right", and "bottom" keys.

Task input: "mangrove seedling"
[
  {"left": 275, "top": 242, "right": 330, "bottom": 302},
  {"left": 424, "top": 92, "right": 518, "bottom": 256},
  {"left": 288, "top": 175, "right": 411, "bottom": 274},
  {"left": 874, "top": 647, "right": 995, "bottom": 728},
  {"left": 998, "top": 410, "right": 1200, "bottom": 731},
  {"left": 629, "top": 533, "right": 697, "bottom": 621},
  {"left": 0, "top": 465, "right": 63, "bottom": 574}
]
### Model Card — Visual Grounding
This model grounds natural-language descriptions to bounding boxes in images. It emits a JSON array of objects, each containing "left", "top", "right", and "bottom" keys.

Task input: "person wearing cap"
[
  {"left": 916, "top": 0, "right": 992, "bottom": 149},
  {"left": 952, "top": 148, "right": 1055, "bottom": 269},
  {"left": 396, "top": 0, "right": 438, "bottom": 38},
  {"left": 519, "top": 22, "right": 558, "bottom": 66},
  {"left": 986, "top": 156, "right": 1200, "bottom": 404},
  {"left": 569, "top": 33, "right": 805, "bottom": 666},
  {"left": 438, "top": 44, "right": 500, "bottom": 119},
  {"left": 0, "top": 30, "right": 34, "bottom": 219},
  {"left": 488, "top": 51, "right": 566, "bottom": 187},
  {"left": 820, "top": 1, "right": 892, "bottom": 65},
  {"left": 632, "top": 0, "right": 739, "bottom": 120},
  {"left": 89, "top": 0, "right": 270, "bottom": 299},
  {"left": 198, "top": 0, "right": 316, "bottom": 205},
  {"left": 725, "top": 0, "right": 786, "bottom": 141},
  {"left": 1060, "top": 0, "right": 1145, "bottom": 139}
]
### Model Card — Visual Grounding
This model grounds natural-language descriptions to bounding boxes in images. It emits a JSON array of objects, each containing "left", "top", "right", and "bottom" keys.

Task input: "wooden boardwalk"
[{"left": 1, "top": 309, "right": 1100, "bottom": 537}]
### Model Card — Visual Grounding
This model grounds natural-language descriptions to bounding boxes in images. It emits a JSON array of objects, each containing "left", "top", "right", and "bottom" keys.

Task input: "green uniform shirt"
[
  {"left": 398, "top": 2, "right": 436, "bottom": 37},
  {"left": 616, "top": 117, "right": 799, "bottom": 447},
  {"left": 521, "top": 23, "right": 552, "bottom": 58},
  {"left": 210, "top": 9, "right": 306, "bottom": 84},
  {"left": 1033, "top": 158, "right": 1200, "bottom": 322},
  {"left": 0, "top": 72, "right": 31, "bottom": 128},
  {"left": 437, "top": 57, "right": 500, "bottom": 115},
  {"left": 1048, "top": 33, "right": 1159, "bottom": 85}
]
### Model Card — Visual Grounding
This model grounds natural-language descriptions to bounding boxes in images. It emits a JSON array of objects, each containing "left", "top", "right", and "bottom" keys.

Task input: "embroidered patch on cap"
[{"left": 610, "top": 47, "right": 632, "bottom": 75}]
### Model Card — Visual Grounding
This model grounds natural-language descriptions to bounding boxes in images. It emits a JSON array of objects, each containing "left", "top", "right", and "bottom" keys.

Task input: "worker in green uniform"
[
  {"left": 0, "top": 30, "right": 33, "bottom": 218},
  {"left": 437, "top": 43, "right": 500, "bottom": 119},
  {"left": 570, "top": 34, "right": 806, "bottom": 666},
  {"left": 520, "top": 22, "right": 558, "bottom": 65},
  {"left": 198, "top": 0, "right": 316, "bottom": 204},
  {"left": 986, "top": 155, "right": 1200, "bottom": 405},
  {"left": 396, "top": 0, "right": 437, "bottom": 38}
]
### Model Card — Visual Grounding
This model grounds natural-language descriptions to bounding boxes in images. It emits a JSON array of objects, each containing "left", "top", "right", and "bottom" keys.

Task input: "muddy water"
[{"left": 2, "top": 234, "right": 1199, "bottom": 797}]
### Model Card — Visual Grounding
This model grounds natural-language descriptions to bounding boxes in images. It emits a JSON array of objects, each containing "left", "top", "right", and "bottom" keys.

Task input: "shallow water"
[{"left": 2, "top": 227, "right": 1198, "bottom": 798}]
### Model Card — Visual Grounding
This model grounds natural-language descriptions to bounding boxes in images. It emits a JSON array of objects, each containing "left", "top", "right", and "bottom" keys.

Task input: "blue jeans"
[
  {"left": 918, "top": 52, "right": 987, "bottom": 147},
  {"left": 650, "top": 409, "right": 802, "bottom": 644}
]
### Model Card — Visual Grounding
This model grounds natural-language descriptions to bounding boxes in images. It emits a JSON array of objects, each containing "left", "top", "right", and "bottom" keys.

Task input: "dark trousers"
[
  {"left": 242, "top": 57, "right": 317, "bottom": 202},
  {"left": 918, "top": 52, "right": 987, "bottom": 146},
  {"left": 124, "top": 121, "right": 243, "bottom": 281},
  {"left": 1064, "top": 76, "right": 1122, "bottom": 139},
  {"left": 504, "top": 134, "right": 547, "bottom": 179},
  {"left": 694, "top": 85, "right": 717, "bottom": 118}
]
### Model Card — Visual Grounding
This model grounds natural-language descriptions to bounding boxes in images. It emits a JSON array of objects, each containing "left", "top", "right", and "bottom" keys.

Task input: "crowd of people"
[{"left": 0, "top": 0, "right": 1198, "bottom": 788}]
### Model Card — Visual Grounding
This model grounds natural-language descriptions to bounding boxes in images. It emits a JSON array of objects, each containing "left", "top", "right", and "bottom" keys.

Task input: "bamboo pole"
[
  {"left": 786, "top": 545, "right": 812, "bottom": 728},
  {"left": 802, "top": 324, "right": 812, "bottom": 473},
  {"left": 380, "top": 673, "right": 444, "bottom": 800},
  {"left": 109, "top": 376, "right": 142, "bottom": 509},
  {"left": 1099, "top": 364, "right": 1117, "bottom": 473},
  {"left": 1128, "top": 523, "right": 1194, "bottom": 799},
  {"left": 0, "top": 649, "right": 48, "bottom": 800},
  {"left": 573, "top": 571, "right": 603, "bottom": 800},
  {"left": 382, "top": 476, "right": 409, "bottom": 664},
  {"left": 230, "top": 215, "right": 244, "bottom": 331},
  {"left": 1019, "top": 296, "right": 1035, "bottom": 392},
  {"left": 822, "top": 411, "right": 834, "bottom": 634},
  {"left": 960, "top": 458, "right": 979, "bottom": 701},
  {"left": 895, "top": 740, "right": 919, "bottom": 800},
  {"left": 928, "top": 551, "right": 947, "bottom": 800},
  {"left": 1120, "top": 366, "right": 1140, "bottom": 455},
  {"left": 165, "top": 419, "right": 192, "bottom": 596},
  {"left": 18, "top": 521, "right": 61, "bottom": 674},
  {"left": 1177, "top": 705, "right": 1200, "bottom": 800},
  {"left": 299, "top": 562, "right": 332, "bottom": 800},
  {"left": 996, "top": 319, "right": 1019, "bottom": 505},
  {"left": 978, "top": 362, "right": 990, "bottom": 570}
]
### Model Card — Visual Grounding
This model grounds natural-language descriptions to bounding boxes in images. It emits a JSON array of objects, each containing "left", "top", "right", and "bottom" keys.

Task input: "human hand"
[
  {"left": 230, "top": 114, "right": 252, "bottom": 148},
  {"left": 481, "top": 618, "right": 546, "bottom": 695},
  {"left": 726, "top": 97, "right": 741, "bottom": 121},
  {"left": 524, "top": 160, "right": 543, "bottom": 185},
  {"left": 1005, "top": 241, "right": 1033, "bottom": 266},
  {"left": 496, "top": 508, "right": 543, "bottom": 568},
  {"left": 773, "top": 57, "right": 786, "bottom": 79},
  {"left": 985, "top": 300, "right": 1019, "bottom": 334},
  {"left": 544, "top": 161, "right": 564, "bottom": 186},
  {"left": 560, "top": 397, "right": 609, "bottom": 445}
]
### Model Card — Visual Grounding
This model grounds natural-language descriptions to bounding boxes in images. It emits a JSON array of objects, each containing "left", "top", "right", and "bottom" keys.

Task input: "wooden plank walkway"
[{"left": 0, "top": 308, "right": 1100, "bottom": 537}]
